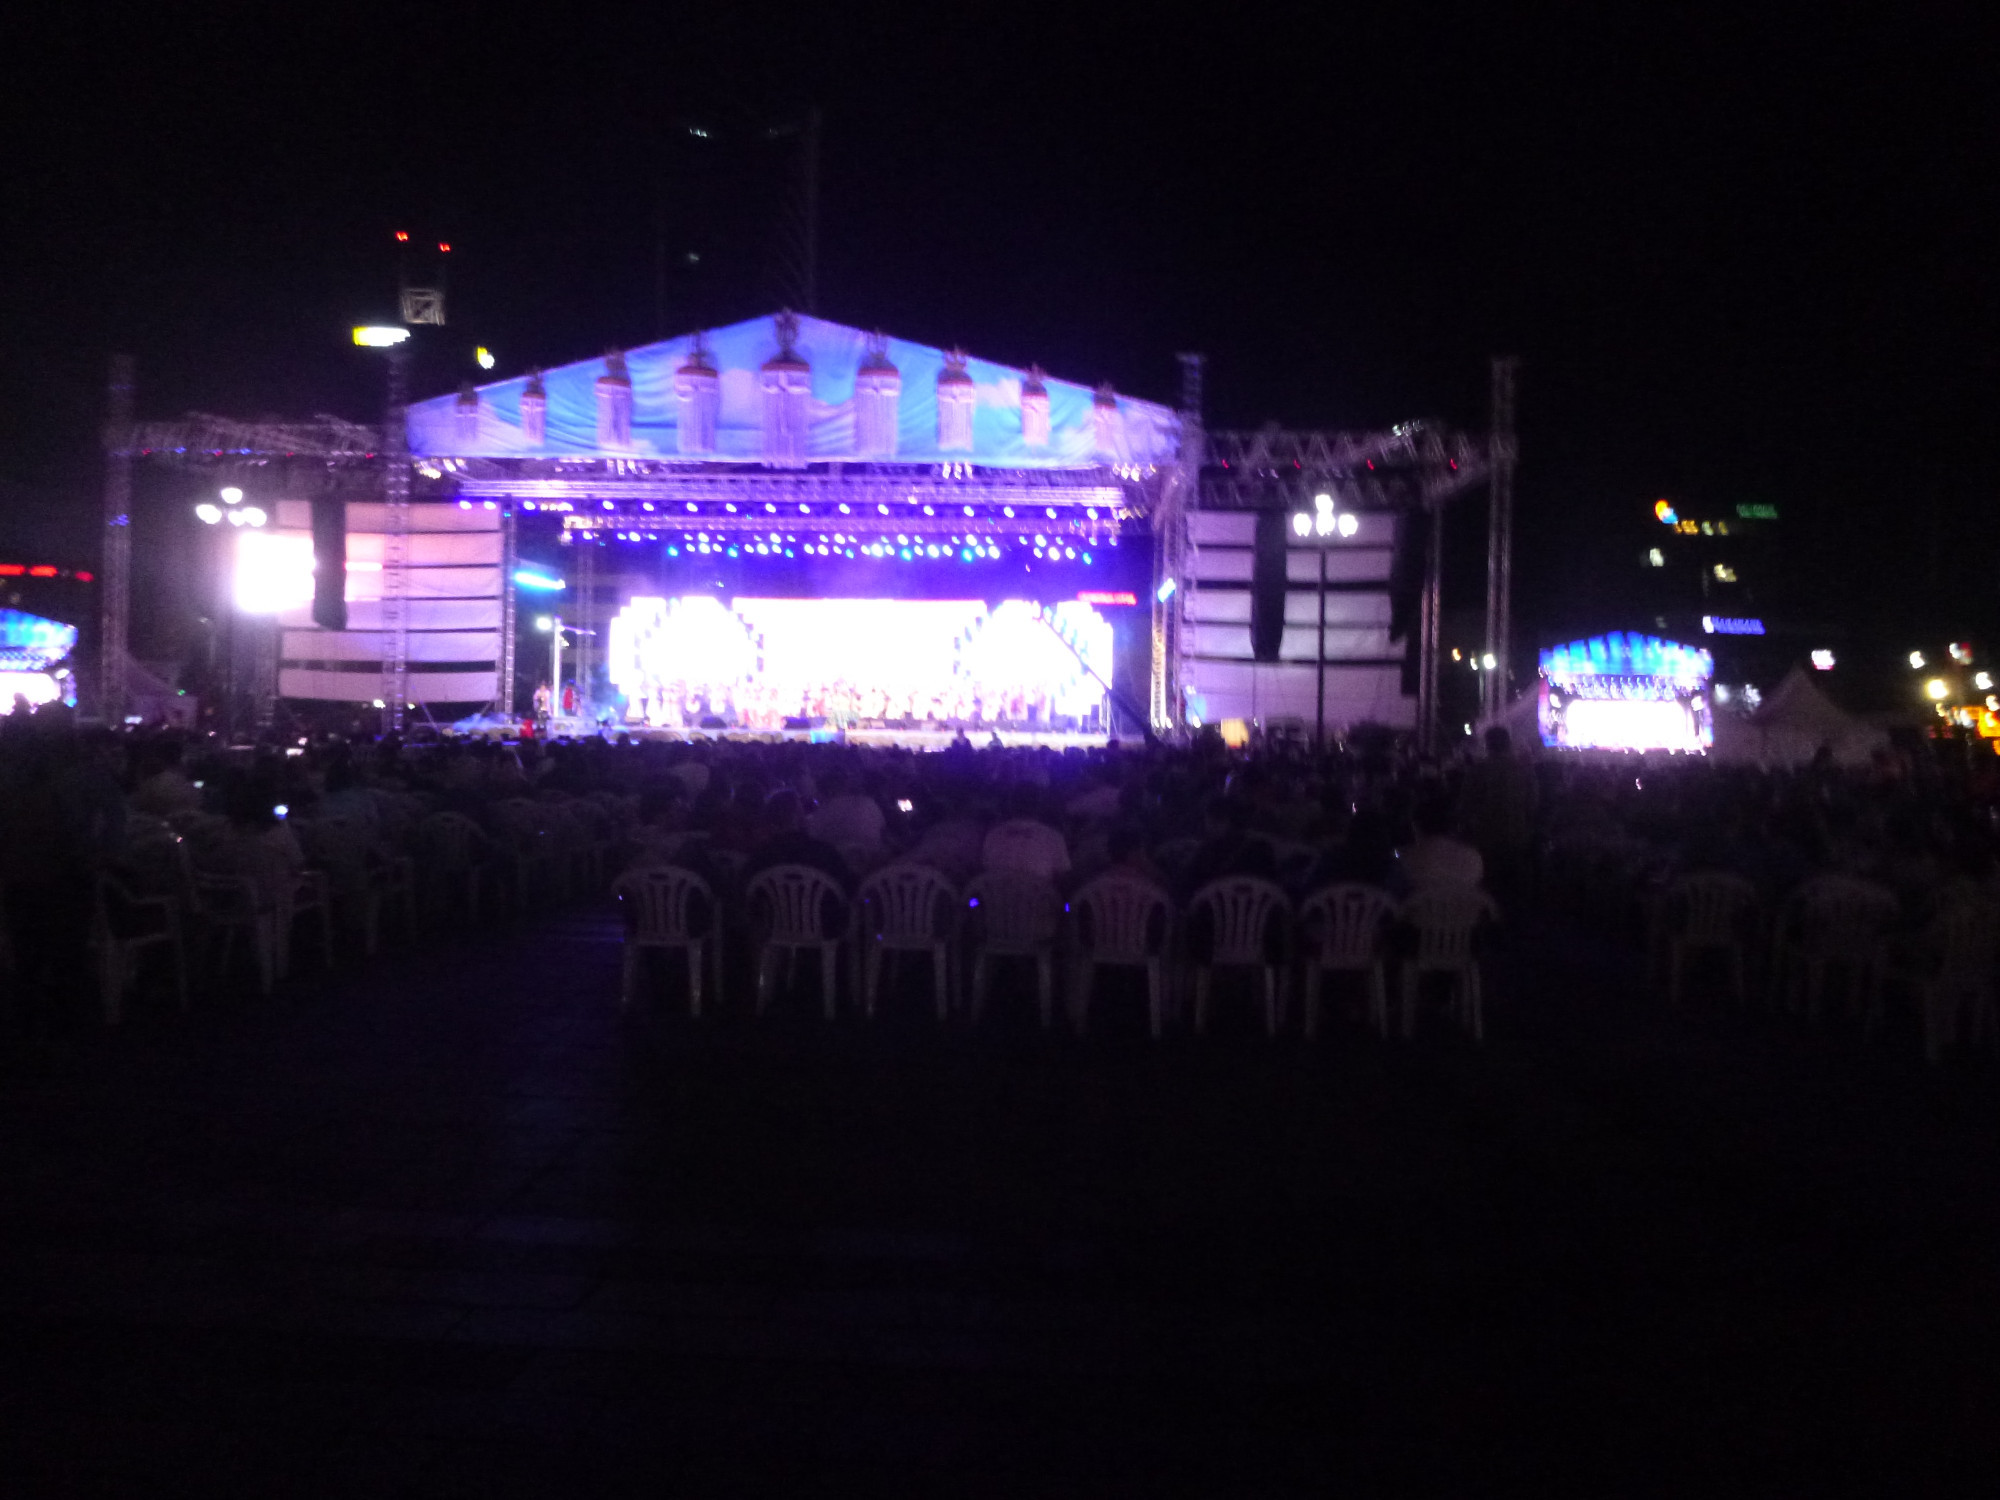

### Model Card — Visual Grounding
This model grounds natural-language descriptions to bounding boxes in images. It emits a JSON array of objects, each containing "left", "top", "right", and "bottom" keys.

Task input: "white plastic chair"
[
  {"left": 745, "top": 864, "right": 849, "bottom": 1020},
  {"left": 1896, "top": 896, "right": 2000, "bottom": 1062},
  {"left": 963, "top": 871, "right": 1063, "bottom": 1028},
  {"left": 1185, "top": 877, "right": 1292, "bottom": 1035},
  {"left": 92, "top": 873, "right": 188, "bottom": 1023},
  {"left": 1399, "top": 887, "right": 1498, "bottom": 1042},
  {"left": 192, "top": 871, "right": 278, "bottom": 996},
  {"left": 417, "top": 811, "right": 491, "bottom": 924},
  {"left": 614, "top": 865, "right": 720, "bottom": 1016},
  {"left": 1769, "top": 875, "right": 1899, "bottom": 1023},
  {"left": 282, "top": 868, "right": 336, "bottom": 976},
  {"left": 854, "top": 864, "right": 959, "bottom": 1020},
  {"left": 1297, "top": 883, "right": 1395, "bottom": 1038},
  {"left": 1069, "top": 873, "right": 1174, "bottom": 1038},
  {"left": 1663, "top": 872, "right": 1760, "bottom": 1006}
]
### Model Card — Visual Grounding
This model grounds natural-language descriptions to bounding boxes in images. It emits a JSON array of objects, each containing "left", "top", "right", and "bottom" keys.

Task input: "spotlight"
[
  {"left": 1337, "top": 512, "right": 1359, "bottom": 537},
  {"left": 1292, "top": 513, "right": 1311, "bottom": 537},
  {"left": 352, "top": 326, "right": 410, "bottom": 347},
  {"left": 220, "top": 486, "right": 244, "bottom": 505},
  {"left": 475, "top": 347, "right": 495, "bottom": 370},
  {"left": 194, "top": 503, "right": 223, "bottom": 524}
]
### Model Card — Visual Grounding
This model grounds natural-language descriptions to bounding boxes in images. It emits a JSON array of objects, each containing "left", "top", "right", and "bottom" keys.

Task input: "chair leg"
[
  {"left": 971, "top": 952, "right": 988, "bottom": 1023},
  {"left": 1400, "top": 968, "right": 1418, "bottom": 1040},
  {"left": 1263, "top": 967, "right": 1279, "bottom": 1037},
  {"left": 1303, "top": 964, "right": 1322, "bottom": 1040},
  {"left": 688, "top": 942, "right": 704, "bottom": 1018},
  {"left": 864, "top": 946, "right": 882, "bottom": 1019},
  {"left": 933, "top": 946, "right": 950, "bottom": 1021},
  {"left": 621, "top": 942, "right": 638, "bottom": 1008},
  {"left": 1147, "top": 960, "right": 1164, "bottom": 1039},
  {"left": 1467, "top": 966, "right": 1484, "bottom": 1044},
  {"left": 755, "top": 946, "right": 774, "bottom": 1015},
  {"left": 821, "top": 946, "right": 839, "bottom": 1021},
  {"left": 1193, "top": 968, "right": 1210, "bottom": 1035},
  {"left": 99, "top": 944, "right": 122, "bottom": 1026},
  {"left": 1369, "top": 966, "right": 1389, "bottom": 1038},
  {"left": 1073, "top": 961, "right": 1092, "bottom": 1034},
  {"left": 711, "top": 938, "right": 725, "bottom": 1015},
  {"left": 1036, "top": 953, "right": 1053, "bottom": 1029}
]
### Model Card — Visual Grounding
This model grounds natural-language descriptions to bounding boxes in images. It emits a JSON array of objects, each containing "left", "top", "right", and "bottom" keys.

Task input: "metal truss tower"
[
  {"left": 380, "top": 346, "right": 412, "bottom": 733},
  {"left": 1482, "top": 357, "right": 1519, "bottom": 726},
  {"left": 99, "top": 356, "right": 135, "bottom": 724}
]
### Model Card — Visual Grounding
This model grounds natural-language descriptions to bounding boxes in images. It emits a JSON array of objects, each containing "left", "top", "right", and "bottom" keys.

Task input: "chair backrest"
[
  {"left": 1298, "top": 882, "right": 1395, "bottom": 967},
  {"left": 614, "top": 865, "right": 714, "bottom": 943},
  {"left": 1669, "top": 872, "right": 1760, "bottom": 944},
  {"left": 1924, "top": 896, "right": 2000, "bottom": 985},
  {"left": 1187, "top": 877, "right": 1292, "bottom": 965},
  {"left": 857, "top": 864, "right": 957, "bottom": 944},
  {"left": 745, "top": 863, "right": 848, "bottom": 944},
  {"left": 964, "top": 871, "right": 1061, "bottom": 951},
  {"left": 1402, "top": 886, "right": 1495, "bottom": 967},
  {"left": 1785, "top": 875, "right": 1898, "bottom": 959},
  {"left": 1072, "top": 873, "right": 1172, "bottom": 963},
  {"left": 1151, "top": 838, "right": 1201, "bottom": 877},
  {"left": 419, "top": 811, "right": 486, "bottom": 869}
]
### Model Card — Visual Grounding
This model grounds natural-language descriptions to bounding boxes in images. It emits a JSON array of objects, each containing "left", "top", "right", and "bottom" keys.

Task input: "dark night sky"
[{"left": 2, "top": 3, "right": 1993, "bottom": 655}]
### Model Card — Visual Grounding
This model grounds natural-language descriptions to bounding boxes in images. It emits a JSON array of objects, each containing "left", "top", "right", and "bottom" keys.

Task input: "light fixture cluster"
[
  {"left": 194, "top": 486, "right": 266, "bottom": 527},
  {"left": 1291, "top": 492, "right": 1360, "bottom": 539}
]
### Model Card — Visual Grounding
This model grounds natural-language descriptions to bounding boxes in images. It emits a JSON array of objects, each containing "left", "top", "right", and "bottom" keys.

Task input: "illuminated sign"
[
  {"left": 1702, "top": 616, "right": 1765, "bottom": 635},
  {"left": 1075, "top": 591, "right": 1137, "bottom": 606},
  {"left": 1736, "top": 504, "right": 1779, "bottom": 520},
  {"left": 1653, "top": 499, "right": 1678, "bottom": 525}
]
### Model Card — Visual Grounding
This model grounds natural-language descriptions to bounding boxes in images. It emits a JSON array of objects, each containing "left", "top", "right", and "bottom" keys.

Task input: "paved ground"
[{"left": 3, "top": 907, "right": 1998, "bottom": 1495}]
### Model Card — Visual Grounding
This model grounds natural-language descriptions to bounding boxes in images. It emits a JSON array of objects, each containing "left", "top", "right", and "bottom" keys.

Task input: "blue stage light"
[
  {"left": 900, "top": 548, "right": 912, "bottom": 560},
  {"left": 686, "top": 502, "right": 698, "bottom": 512},
  {"left": 1082, "top": 552, "right": 1093, "bottom": 563},
  {"left": 727, "top": 546, "right": 739, "bottom": 557},
  {"left": 785, "top": 549, "right": 795, "bottom": 557},
  {"left": 513, "top": 569, "right": 565, "bottom": 592}
]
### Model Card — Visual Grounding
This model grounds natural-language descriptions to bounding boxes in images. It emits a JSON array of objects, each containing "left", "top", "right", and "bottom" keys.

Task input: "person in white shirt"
[
  {"left": 981, "top": 784, "right": 1071, "bottom": 883},
  {"left": 806, "top": 768, "right": 885, "bottom": 852},
  {"left": 1395, "top": 798, "right": 1486, "bottom": 892}
]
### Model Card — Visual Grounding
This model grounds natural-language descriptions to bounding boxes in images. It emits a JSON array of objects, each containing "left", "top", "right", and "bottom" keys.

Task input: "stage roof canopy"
[{"left": 407, "top": 313, "right": 1179, "bottom": 470}]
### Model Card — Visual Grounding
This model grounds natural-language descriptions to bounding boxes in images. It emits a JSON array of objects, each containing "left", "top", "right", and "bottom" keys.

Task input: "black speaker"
[
  {"left": 1249, "top": 509, "right": 1290, "bottom": 662},
  {"left": 311, "top": 494, "right": 347, "bottom": 632}
]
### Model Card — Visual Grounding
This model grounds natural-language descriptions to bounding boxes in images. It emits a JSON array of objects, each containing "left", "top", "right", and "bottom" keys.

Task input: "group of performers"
[{"left": 621, "top": 676, "right": 1103, "bottom": 732}]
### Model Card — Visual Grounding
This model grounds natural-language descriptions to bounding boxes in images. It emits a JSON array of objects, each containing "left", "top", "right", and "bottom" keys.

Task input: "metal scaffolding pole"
[
  {"left": 574, "top": 538, "right": 596, "bottom": 717},
  {"left": 1419, "top": 501, "right": 1443, "bottom": 755},
  {"left": 99, "top": 355, "right": 135, "bottom": 724},
  {"left": 380, "top": 345, "right": 411, "bottom": 733},
  {"left": 1482, "top": 356, "right": 1520, "bottom": 725},
  {"left": 497, "top": 505, "right": 518, "bottom": 716}
]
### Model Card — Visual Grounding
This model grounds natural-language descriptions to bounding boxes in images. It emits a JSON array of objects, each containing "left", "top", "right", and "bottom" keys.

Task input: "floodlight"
[
  {"left": 1337, "top": 512, "right": 1360, "bottom": 537},
  {"left": 476, "top": 347, "right": 496, "bottom": 370},
  {"left": 1291, "top": 513, "right": 1311, "bottom": 537},
  {"left": 353, "top": 326, "right": 411, "bottom": 347},
  {"left": 220, "top": 486, "right": 244, "bottom": 504},
  {"left": 239, "top": 507, "right": 267, "bottom": 527},
  {"left": 535, "top": 615, "right": 554, "bottom": 631},
  {"left": 1156, "top": 578, "right": 1177, "bottom": 603},
  {"left": 1978, "top": 672, "right": 1994, "bottom": 691},
  {"left": 1482, "top": 653, "right": 1497, "bottom": 670},
  {"left": 1314, "top": 511, "right": 1334, "bottom": 536},
  {"left": 1909, "top": 651, "right": 1926, "bottom": 669},
  {"left": 1314, "top": 492, "right": 1334, "bottom": 510},
  {"left": 1811, "top": 650, "right": 1836, "bottom": 671},
  {"left": 513, "top": 570, "right": 565, "bottom": 592},
  {"left": 1926, "top": 678, "right": 1948, "bottom": 700},
  {"left": 194, "top": 503, "right": 223, "bottom": 524}
]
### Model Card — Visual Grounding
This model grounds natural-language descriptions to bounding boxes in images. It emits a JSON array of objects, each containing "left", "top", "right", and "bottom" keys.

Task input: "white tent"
[{"left": 1713, "top": 666, "right": 1889, "bottom": 768}]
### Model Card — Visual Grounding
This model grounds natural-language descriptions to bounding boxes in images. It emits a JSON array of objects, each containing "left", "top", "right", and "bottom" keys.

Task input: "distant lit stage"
[{"left": 548, "top": 718, "right": 1112, "bottom": 751}]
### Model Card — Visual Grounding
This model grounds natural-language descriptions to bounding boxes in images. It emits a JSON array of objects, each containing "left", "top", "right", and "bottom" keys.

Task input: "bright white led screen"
[{"left": 607, "top": 596, "right": 1113, "bottom": 729}]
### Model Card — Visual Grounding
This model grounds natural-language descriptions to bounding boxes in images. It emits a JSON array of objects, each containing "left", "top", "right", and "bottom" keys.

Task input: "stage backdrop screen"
[{"left": 607, "top": 596, "right": 1113, "bottom": 731}]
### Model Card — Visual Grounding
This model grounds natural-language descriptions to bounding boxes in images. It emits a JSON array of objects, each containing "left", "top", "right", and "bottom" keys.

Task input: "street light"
[
  {"left": 1291, "top": 498, "right": 1357, "bottom": 750},
  {"left": 353, "top": 326, "right": 411, "bottom": 347},
  {"left": 1925, "top": 678, "right": 1948, "bottom": 701}
]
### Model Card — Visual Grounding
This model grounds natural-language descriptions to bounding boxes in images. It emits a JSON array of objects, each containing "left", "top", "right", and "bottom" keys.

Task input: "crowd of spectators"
[{"left": 4, "top": 696, "right": 1999, "bottom": 1052}]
